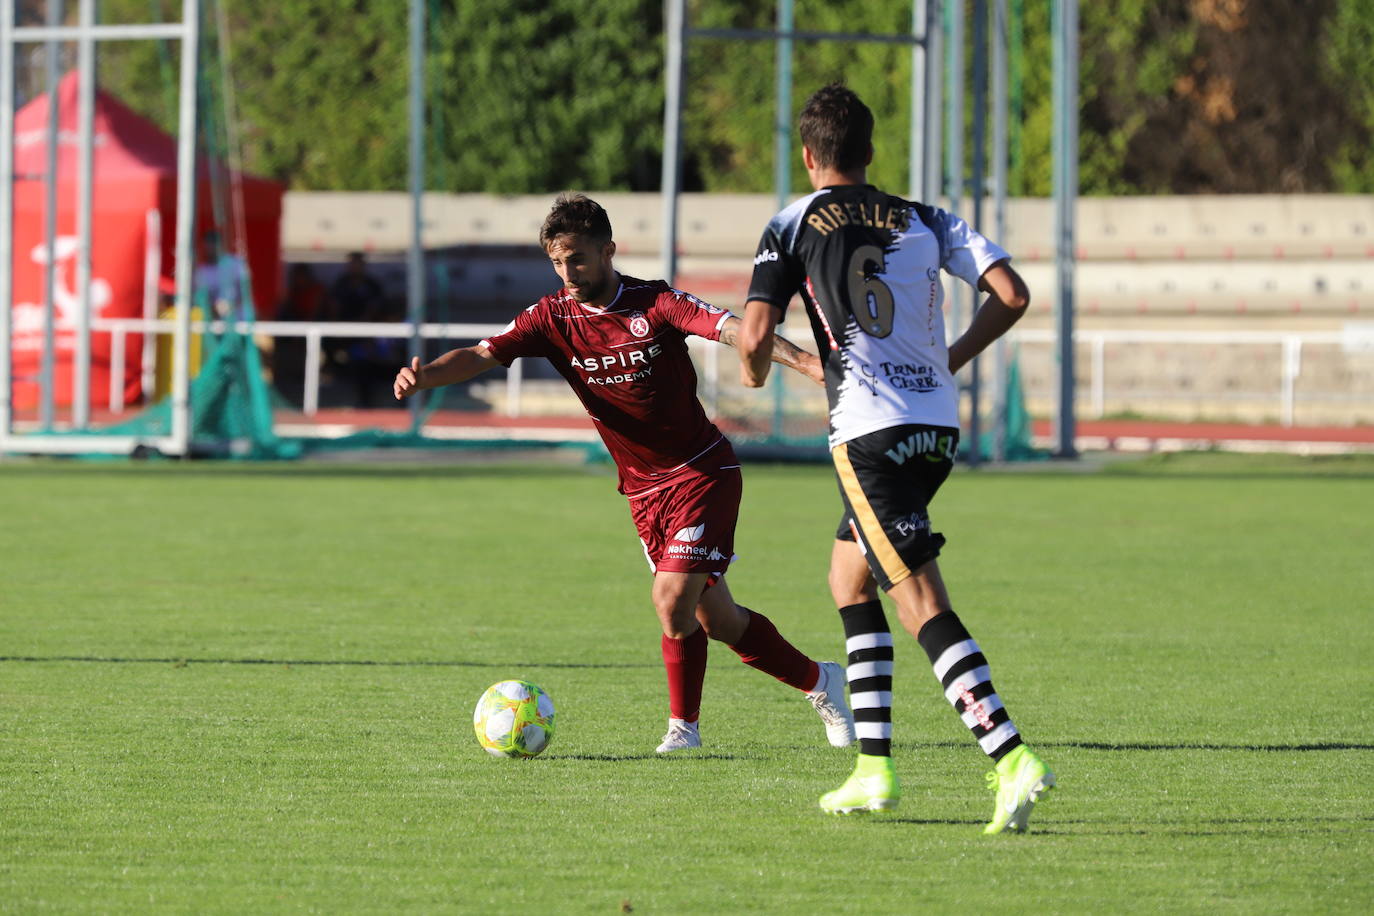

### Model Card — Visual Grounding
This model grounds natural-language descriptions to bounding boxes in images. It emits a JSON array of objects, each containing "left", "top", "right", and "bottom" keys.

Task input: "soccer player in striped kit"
[
  {"left": 394, "top": 193, "right": 855, "bottom": 755},
  {"left": 737, "top": 84, "right": 1055, "bottom": 833}
]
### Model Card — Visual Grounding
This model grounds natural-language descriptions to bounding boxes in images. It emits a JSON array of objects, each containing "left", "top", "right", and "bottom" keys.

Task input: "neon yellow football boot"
[
  {"left": 819, "top": 754, "right": 901, "bottom": 814},
  {"left": 983, "top": 745, "right": 1055, "bottom": 834}
]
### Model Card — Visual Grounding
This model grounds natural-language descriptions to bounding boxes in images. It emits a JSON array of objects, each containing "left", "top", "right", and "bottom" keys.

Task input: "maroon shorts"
[{"left": 628, "top": 466, "right": 741, "bottom": 577}]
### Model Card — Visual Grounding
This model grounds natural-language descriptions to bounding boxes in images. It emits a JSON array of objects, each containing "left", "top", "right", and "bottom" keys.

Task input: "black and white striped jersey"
[{"left": 747, "top": 184, "right": 1009, "bottom": 447}]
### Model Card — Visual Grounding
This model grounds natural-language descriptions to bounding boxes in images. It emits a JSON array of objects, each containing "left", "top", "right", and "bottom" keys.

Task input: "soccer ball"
[{"left": 473, "top": 680, "right": 556, "bottom": 758}]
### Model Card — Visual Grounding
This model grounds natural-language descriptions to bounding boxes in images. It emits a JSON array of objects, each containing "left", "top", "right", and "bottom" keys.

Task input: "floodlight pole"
[
  {"left": 769, "top": 0, "right": 794, "bottom": 438},
  {"left": 923, "top": 2, "right": 943, "bottom": 205},
  {"left": 967, "top": 0, "right": 987, "bottom": 467},
  {"left": 910, "top": 1, "right": 934, "bottom": 202},
  {"left": 991, "top": 0, "right": 1010, "bottom": 462},
  {"left": 944, "top": 0, "right": 963, "bottom": 338},
  {"left": 660, "top": 0, "right": 686, "bottom": 285},
  {"left": 0, "top": 0, "right": 13, "bottom": 444},
  {"left": 408, "top": 0, "right": 425, "bottom": 430},
  {"left": 73, "top": 0, "right": 96, "bottom": 429},
  {"left": 169, "top": 0, "right": 201, "bottom": 457},
  {"left": 773, "top": 0, "right": 793, "bottom": 213},
  {"left": 1052, "top": 0, "right": 1078, "bottom": 457},
  {"left": 40, "top": 1, "right": 60, "bottom": 430}
]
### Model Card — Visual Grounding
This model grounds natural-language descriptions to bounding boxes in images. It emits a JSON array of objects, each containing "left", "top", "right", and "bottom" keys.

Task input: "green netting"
[
  {"left": 975, "top": 350, "right": 1046, "bottom": 462},
  {"left": 91, "top": 324, "right": 300, "bottom": 459}
]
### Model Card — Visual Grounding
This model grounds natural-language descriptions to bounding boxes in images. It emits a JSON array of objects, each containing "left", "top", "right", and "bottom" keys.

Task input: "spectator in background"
[
  {"left": 193, "top": 231, "right": 249, "bottom": 321},
  {"left": 273, "top": 264, "right": 329, "bottom": 402},
  {"left": 324, "top": 252, "right": 386, "bottom": 385},
  {"left": 278, "top": 263, "right": 329, "bottom": 322},
  {"left": 325, "top": 253, "right": 407, "bottom": 407},
  {"left": 347, "top": 297, "right": 407, "bottom": 408},
  {"left": 329, "top": 251, "right": 383, "bottom": 323}
]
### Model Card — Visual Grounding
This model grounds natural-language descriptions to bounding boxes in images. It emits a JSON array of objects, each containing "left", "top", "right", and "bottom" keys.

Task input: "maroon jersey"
[{"left": 481, "top": 275, "right": 734, "bottom": 496}]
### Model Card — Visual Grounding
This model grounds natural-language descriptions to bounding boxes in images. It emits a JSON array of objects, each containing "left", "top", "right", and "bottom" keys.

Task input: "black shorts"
[{"left": 832, "top": 423, "right": 958, "bottom": 590}]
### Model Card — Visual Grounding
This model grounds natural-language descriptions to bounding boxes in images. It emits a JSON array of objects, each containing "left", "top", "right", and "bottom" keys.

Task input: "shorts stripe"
[
  {"left": 845, "top": 632, "right": 894, "bottom": 655},
  {"left": 833, "top": 442, "right": 911, "bottom": 587}
]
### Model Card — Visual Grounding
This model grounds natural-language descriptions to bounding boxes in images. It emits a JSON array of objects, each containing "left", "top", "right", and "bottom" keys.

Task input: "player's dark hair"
[
  {"left": 798, "top": 83, "right": 874, "bottom": 172},
  {"left": 540, "top": 192, "right": 613, "bottom": 249}
]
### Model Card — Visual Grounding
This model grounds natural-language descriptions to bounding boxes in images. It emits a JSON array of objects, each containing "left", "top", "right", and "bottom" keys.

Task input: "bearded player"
[{"left": 394, "top": 192, "right": 855, "bottom": 754}]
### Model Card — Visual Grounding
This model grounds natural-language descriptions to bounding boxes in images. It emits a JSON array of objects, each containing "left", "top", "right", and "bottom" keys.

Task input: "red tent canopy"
[{"left": 9, "top": 71, "right": 283, "bottom": 409}]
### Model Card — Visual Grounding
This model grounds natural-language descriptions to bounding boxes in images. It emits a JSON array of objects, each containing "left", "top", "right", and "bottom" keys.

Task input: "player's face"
[{"left": 546, "top": 234, "right": 615, "bottom": 303}]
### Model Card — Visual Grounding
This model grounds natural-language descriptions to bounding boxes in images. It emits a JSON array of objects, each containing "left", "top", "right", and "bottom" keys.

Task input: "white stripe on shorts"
[
  {"left": 849, "top": 690, "right": 893, "bottom": 710},
  {"left": 856, "top": 721, "right": 893, "bottom": 740},
  {"left": 977, "top": 721, "right": 1020, "bottom": 755},
  {"left": 847, "top": 660, "right": 894, "bottom": 681},
  {"left": 846, "top": 632, "right": 895, "bottom": 655},
  {"left": 932, "top": 638, "right": 981, "bottom": 682}
]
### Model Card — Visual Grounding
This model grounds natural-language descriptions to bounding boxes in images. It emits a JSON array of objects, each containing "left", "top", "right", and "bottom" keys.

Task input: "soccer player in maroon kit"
[{"left": 393, "top": 193, "right": 855, "bottom": 753}]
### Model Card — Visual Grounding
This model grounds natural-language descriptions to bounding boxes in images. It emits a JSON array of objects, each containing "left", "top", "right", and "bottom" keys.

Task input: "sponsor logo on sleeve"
[{"left": 753, "top": 249, "right": 780, "bottom": 266}]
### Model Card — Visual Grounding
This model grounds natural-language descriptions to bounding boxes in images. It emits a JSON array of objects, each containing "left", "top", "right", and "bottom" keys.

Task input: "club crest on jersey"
[
  {"left": 672, "top": 524, "right": 706, "bottom": 543},
  {"left": 629, "top": 312, "right": 650, "bottom": 338}
]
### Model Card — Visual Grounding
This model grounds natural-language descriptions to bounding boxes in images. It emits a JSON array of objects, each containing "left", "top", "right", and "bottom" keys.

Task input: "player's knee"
[
  {"left": 697, "top": 601, "right": 747, "bottom": 644},
  {"left": 829, "top": 567, "right": 878, "bottom": 607},
  {"left": 653, "top": 592, "right": 699, "bottom": 637}
]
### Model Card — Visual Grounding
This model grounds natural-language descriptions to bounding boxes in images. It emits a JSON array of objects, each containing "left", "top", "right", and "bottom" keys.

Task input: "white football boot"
[
  {"left": 655, "top": 717, "right": 701, "bottom": 753},
  {"left": 807, "top": 661, "right": 857, "bottom": 747}
]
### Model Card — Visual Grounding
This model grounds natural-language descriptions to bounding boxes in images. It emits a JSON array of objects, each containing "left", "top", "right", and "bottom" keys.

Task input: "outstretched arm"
[
  {"left": 947, "top": 260, "right": 1031, "bottom": 375},
  {"left": 721, "top": 311, "right": 822, "bottom": 385},
  {"left": 394, "top": 344, "right": 500, "bottom": 399}
]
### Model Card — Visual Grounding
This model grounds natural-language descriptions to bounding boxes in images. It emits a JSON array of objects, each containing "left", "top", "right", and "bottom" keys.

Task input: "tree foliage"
[
  {"left": 1324, "top": 0, "right": 1374, "bottom": 192},
  {"left": 78, "top": 0, "right": 1374, "bottom": 195}
]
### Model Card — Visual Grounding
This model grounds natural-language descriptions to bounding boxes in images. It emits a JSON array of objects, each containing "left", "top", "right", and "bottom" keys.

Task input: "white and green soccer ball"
[{"left": 473, "top": 680, "right": 555, "bottom": 758}]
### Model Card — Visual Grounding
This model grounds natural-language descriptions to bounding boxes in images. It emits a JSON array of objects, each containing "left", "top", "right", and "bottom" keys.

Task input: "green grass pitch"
[{"left": 2, "top": 453, "right": 1372, "bottom": 912}]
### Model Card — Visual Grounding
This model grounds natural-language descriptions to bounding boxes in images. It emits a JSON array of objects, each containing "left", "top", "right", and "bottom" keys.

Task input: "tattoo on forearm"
[{"left": 770, "top": 335, "right": 805, "bottom": 368}]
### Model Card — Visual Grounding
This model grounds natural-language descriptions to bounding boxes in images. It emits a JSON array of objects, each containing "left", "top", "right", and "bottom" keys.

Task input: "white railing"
[
  {"left": 1012, "top": 328, "right": 1350, "bottom": 427},
  {"left": 87, "top": 319, "right": 1354, "bottom": 430},
  {"left": 91, "top": 318, "right": 518, "bottom": 418}
]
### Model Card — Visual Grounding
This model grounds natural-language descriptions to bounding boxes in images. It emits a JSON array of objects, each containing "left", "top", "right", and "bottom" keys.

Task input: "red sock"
[
  {"left": 661, "top": 627, "right": 708, "bottom": 721},
  {"left": 729, "top": 608, "right": 819, "bottom": 692}
]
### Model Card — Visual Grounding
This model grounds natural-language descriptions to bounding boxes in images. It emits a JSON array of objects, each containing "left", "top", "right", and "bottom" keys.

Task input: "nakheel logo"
[
  {"left": 754, "top": 249, "right": 779, "bottom": 267},
  {"left": 672, "top": 524, "right": 706, "bottom": 543},
  {"left": 628, "top": 312, "right": 650, "bottom": 339}
]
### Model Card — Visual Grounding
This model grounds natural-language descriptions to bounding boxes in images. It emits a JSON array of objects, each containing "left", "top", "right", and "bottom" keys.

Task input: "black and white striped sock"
[
  {"left": 839, "top": 600, "right": 894, "bottom": 757},
  {"left": 917, "top": 611, "right": 1023, "bottom": 762}
]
